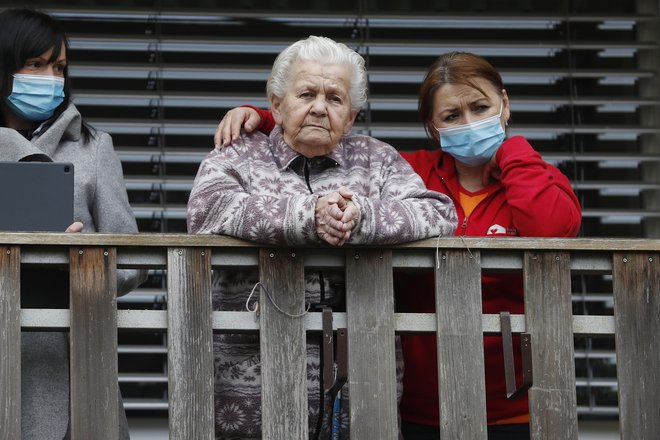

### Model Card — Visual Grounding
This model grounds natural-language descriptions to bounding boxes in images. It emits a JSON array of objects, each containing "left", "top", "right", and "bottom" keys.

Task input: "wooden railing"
[{"left": 1, "top": 233, "right": 658, "bottom": 440}]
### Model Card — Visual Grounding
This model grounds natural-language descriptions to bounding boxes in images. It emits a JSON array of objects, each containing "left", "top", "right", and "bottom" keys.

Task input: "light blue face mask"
[
  {"left": 5, "top": 74, "right": 65, "bottom": 122},
  {"left": 436, "top": 102, "right": 505, "bottom": 167}
]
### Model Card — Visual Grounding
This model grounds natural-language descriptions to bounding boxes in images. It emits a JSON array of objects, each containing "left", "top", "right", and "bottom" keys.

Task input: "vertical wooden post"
[
  {"left": 524, "top": 251, "right": 577, "bottom": 440},
  {"left": 435, "top": 249, "right": 487, "bottom": 439},
  {"left": 259, "top": 249, "right": 308, "bottom": 439},
  {"left": 613, "top": 252, "right": 660, "bottom": 440},
  {"left": 0, "top": 246, "right": 20, "bottom": 440},
  {"left": 69, "top": 246, "right": 118, "bottom": 440},
  {"left": 167, "top": 247, "right": 214, "bottom": 440},
  {"left": 346, "top": 249, "right": 398, "bottom": 440}
]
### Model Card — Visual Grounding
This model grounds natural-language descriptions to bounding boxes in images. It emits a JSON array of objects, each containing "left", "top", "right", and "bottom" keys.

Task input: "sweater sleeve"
[
  {"left": 187, "top": 134, "right": 319, "bottom": 245},
  {"left": 348, "top": 142, "right": 457, "bottom": 244},
  {"left": 92, "top": 132, "right": 148, "bottom": 295},
  {"left": 496, "top": 136, "right": 581, "bottom": 237}
]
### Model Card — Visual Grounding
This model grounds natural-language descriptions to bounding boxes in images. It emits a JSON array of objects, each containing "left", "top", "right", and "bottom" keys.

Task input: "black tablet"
[{"left": 0, "top": 161, "right": 74, "bottom": 232}]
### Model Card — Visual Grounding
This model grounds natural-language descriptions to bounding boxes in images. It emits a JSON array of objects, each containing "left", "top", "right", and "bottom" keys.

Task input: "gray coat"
[{"left": 0, "top": 104, "right": 145, "bottom": 440}]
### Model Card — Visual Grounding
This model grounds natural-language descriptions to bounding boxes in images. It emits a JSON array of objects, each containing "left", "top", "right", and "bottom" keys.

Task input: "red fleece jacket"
[{"left": 396, "top": 137, "right": 581, "bottom": 425}]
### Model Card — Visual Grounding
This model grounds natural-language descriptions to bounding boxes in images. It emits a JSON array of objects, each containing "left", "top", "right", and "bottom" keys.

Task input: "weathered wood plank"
[
  {"left": 1, "top": 232, "right": 659, "bottom": 253},
  {"left": 18, "top": 246, "right": 614, "bottom": 273},
  {"left": 524, "top": 251, "right": 577, "bottom": 440},
  {"left": 346, "top": 249, "right": 398, "bottom": 440},
  {"left": 18, "top": 309, "right": 617, "bottom": 336},
  {"left": 0, "top": 246, "right": 20, "bottom": 440},
  {"left": 259, "top": 249, "right": 308, "bottom": 439},
  {"left": 612, "top": 252, "right": 660, "bottom": 440},
  {"left": 436, "top": 249, "right": 487, "bottom": 439},
  {"left": 167, "top": 247, "right": 214, "bottom": 440},
  {"left": 0, "top": 232, "right": 254, "bottom": 247},
  {"left": 69, "top": 246, "right": 118, "bottom": 440}
]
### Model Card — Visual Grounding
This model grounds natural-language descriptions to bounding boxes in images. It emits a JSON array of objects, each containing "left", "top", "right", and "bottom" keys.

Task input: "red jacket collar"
[{"left": 403, "top": 148, "right": 504, "bottom": 204}]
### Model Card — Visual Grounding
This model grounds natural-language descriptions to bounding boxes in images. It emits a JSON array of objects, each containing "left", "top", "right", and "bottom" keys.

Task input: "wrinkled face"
[
  {"left": 16, "top": 43, "right": 67, "bottom": 78},
  {"left": 270, "top": 60, "right": 357, "bottom": 157},
  {"left": 431, "top": 76, "right": 509, "bottom": 131}
]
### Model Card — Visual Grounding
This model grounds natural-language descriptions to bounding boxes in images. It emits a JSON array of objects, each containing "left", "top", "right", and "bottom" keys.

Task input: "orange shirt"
[{"left": 459, "top": 189, "right": 489, "bottom": 217}]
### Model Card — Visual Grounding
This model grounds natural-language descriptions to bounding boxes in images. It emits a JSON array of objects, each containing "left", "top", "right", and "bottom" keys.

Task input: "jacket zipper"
[
  {"left": 441, "top": 177, "right": 470, "bottom": 236},
  {"left": 460, "top": 216, "right": 468, "bottom": 236}
]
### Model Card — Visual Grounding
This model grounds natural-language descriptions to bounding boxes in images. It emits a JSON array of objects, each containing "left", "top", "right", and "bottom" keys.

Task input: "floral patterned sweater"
[{"left": 187, "top": 126, "right": 457, "bottom": 438}]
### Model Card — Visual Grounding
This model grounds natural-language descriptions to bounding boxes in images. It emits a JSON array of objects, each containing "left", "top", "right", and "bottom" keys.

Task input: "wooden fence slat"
[
  {"left": 346, "top": 249, "right": 398, "bottom": 440},
  {"left": 436, "top": 249, "right": 487, "bottom": 439},
  {"left": 259, "top": 249, "right": 308, "bottom": 439},
  {"left": 524, "top": 251, "right": 577, "bottom": 440},
  {"left": 612, "top": 252, "right": 660, "bottom": 440},
  {"left": 69, "top": 246, "right": 118, "bottom": 439},
  {"left": 167, "top": 247, "right": 214, "bottom": 440},
  {"left": 0, "top": 246, "right": 20, "bottom": 440}
]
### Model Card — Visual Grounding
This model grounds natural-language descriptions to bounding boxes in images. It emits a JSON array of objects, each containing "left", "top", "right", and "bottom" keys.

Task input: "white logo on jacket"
[{"left": 486, "top": 224, "right": 507, "bottom": 235}]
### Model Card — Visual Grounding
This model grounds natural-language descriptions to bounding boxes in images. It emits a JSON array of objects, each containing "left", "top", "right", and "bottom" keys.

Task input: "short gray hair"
[{"left": 267, "top": 35, "right": 368, "bottom": 112}]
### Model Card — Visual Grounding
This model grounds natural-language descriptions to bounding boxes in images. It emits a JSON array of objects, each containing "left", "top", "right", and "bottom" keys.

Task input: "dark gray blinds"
[{"left": 42, "top": 3, "right": 659, "bottom": 238}]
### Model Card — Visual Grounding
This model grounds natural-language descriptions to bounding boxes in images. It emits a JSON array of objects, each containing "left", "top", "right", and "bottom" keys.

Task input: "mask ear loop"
[
  {"left": 246, "top": 281, "right": 310, "bottom": 319},
  {"left": 435, "top": 233, "right": 442, "bottom": 269},
  {"left": 459, "top": 236, "right": 475, "bottom": 259}
]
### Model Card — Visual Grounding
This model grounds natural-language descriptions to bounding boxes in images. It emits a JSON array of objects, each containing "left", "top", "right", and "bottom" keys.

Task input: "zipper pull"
[{"left": 461, "top": 216, "right": 468, "bottom": 235}]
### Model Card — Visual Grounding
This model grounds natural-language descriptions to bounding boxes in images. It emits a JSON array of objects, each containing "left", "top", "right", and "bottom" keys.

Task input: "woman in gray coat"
[{"left": 0, "top": 9, "right": 145, "bottom": 439}]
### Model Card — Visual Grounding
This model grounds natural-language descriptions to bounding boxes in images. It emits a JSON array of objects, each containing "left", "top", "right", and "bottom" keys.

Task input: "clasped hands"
[{"left": 315, "top": 187, "right": 360, "bottom": 246}]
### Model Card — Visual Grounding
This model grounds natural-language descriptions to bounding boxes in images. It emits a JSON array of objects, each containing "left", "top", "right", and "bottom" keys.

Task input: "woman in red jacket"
[{"left": 215, "top": 51, "right": 581, "bottom": 439}]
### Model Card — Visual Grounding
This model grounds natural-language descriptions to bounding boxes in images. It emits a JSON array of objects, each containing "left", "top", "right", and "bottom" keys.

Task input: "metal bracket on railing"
[
  {"left": 500, "top": 311, "right": 533, "bottom": 400},
  {"left": 322, "top": 307, "right": 335, "bottom": 392}
]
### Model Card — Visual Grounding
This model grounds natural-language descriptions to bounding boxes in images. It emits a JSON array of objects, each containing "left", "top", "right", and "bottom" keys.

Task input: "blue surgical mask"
[
  {"left": 436, "top": 102, "right": 505, "bottom": 167},
  {"left": 5, "top": 74, "right": 65, "bottom": 122}
]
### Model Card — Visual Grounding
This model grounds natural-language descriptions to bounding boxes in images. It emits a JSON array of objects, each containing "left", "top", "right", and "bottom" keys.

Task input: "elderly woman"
[{"left": 187, "top": 36, "right": 456, "bottom": 438}]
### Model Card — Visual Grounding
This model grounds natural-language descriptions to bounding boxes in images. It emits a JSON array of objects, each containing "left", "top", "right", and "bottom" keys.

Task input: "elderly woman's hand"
[
  {"left": 315, "top": 187, "right": 360, "bottom": 246},
  {"left": 214, "top": 107, "right": 262, "bottom": 148}
]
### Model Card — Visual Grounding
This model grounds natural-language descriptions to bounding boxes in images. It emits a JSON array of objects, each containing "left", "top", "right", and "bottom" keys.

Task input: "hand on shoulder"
[{"left": 214, "top": 107, "right": 262, "bottom": 148}]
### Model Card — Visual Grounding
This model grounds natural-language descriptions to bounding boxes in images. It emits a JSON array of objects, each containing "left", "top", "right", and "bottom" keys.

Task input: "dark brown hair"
[
  {"left": 0, "top": 8, "right": 94, "bottom": 140},
  {"left": 418, "top": 52, "right": 504, "bottom": 139}
]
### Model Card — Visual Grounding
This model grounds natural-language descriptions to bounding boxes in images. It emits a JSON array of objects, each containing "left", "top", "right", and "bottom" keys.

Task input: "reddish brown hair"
[{"left": 418, "top": 52, "right": 504, "bottom": 139}]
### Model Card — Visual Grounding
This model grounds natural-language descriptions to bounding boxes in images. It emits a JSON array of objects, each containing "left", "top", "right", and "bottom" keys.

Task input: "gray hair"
[{"left": 267, "top": 35, "right": 368, "bottom": 112}]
